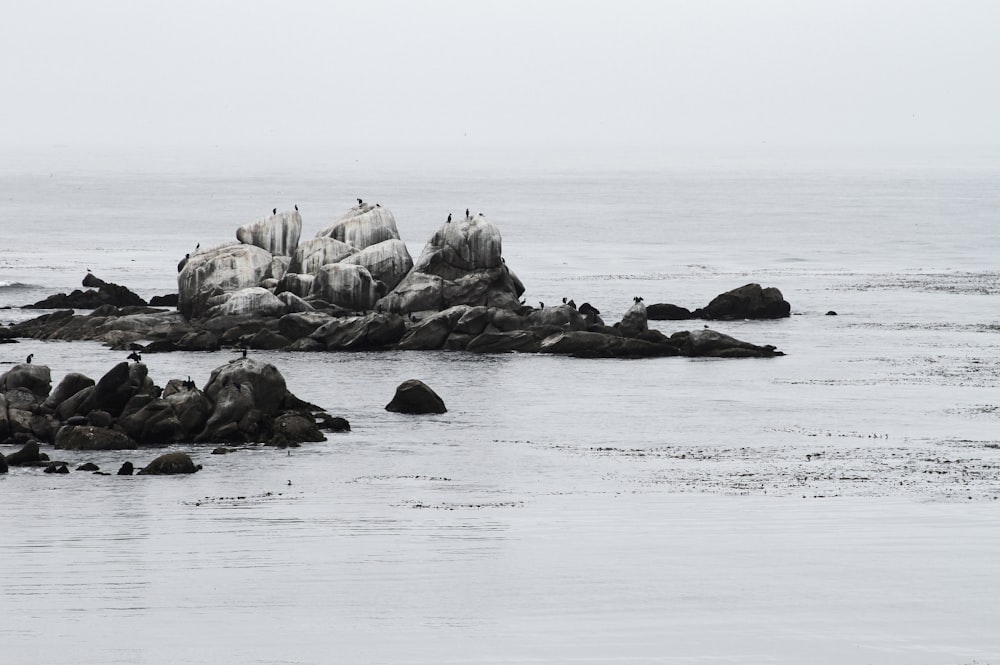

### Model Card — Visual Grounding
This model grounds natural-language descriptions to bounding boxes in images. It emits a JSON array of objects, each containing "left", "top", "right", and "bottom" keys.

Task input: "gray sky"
[{"left": 2, "top": 0, "right": 998, "bottom": 150}]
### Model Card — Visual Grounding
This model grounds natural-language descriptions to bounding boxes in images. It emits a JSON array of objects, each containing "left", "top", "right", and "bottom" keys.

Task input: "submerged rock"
[{"left": 138, "top": 452, "right": 201, "bottom": 475}]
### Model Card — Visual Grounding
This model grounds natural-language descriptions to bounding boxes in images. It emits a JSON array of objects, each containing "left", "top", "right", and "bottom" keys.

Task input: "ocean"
[{"left": 1, "top": 145, "right": 998, "bottom": 664}]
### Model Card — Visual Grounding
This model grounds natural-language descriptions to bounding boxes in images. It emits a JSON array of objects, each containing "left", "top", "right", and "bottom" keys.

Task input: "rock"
[
  {"left": 0, "top": 455, "right": 7, "bottom": 473},
  {"left": 310, "top": 263, "right": 382, "bottom": 311},
  {"left": 268, "top": 413, "right": 326, "bottom": 446},
  {"left": 694, "top": 283, "right": 791, "bottom": 320},
  {"left": 310, "top": 313, "right": 406, "bottom": 350},
  {"left": 677, "top": 328, "right": 783, "bottom": 358},
  {"left": 454, "top": 306, "right": 490, "bottom": 335},
  {"left": 276, "top": 272, "right": 316, "bottom": 299},
  {"left": 162, "top": 381, "right": 211, "bottom": 436},
  {"left": 26, "top": 274, "right": 147, "bottom": 309},
  {"left": 396, "top": 305, "right": 472, "bottom": 351},
  {"left": 826, "top": 310, "right": 838, "bottom": 316},
  {"left": 316, "top": 204, "right": 402, "bottom": 250},
  {"left": 538, "top": 331, "right": 678, "bottom": 358},
  {"left": 40, "top": 372, "right": 95, "bottom": 413},
  {"left": 275, "top": 291, "right": 314, "bottom": 314},
  {"left": 138, "top": 452, "right": 201, "bottom": 475},
  {"left": 287, "top": 237, "right": 357, "bottom": 275},
  {"left": 149, "top": 293, "right": 179, "bottom": 307},
  {"left": 265, "top": 256, "right": 291, "bottom": 282},
  {"left": 278, "top": 312, "right": 334, "bottom": 341},
  {"left": 117, "top": 461, "right": 134, "bottom": 475},
  {"left": 236, "top": 210, "right": 302, "bottom": 257},
  {"left": 44, "top": 462, "right": 70, "bottom": 474},
  {"left": 197, "top": 382, "right": 256, "bottom": 443},
  {"left": 175, "top": 330, "right": 221, "bottom": 352},
  {"left": 525, "top": 304, "right": 589, "bottom": 331},
  {"left": 178, "top": 243, "right": 275, "bottom": 320},
  {"left": 55, "top": 386, "right": 95, "bottom": 421},
  {"left": 4, "top": 440, "right": 44, "bottom": 466},
  {"left": 117, "top": 399, "right": 186, "bottom": 445},
  {"left": 77, "top": 462, "right": 99, "bottom": 471},
  {"left": 577, "top": 302, "right": 605, "bottom": 326},
  {"left": 489, "top": 308, "right": 525, "bottom": 331},
  {"left": 646, "top": 303, "right": 693, "bottom": 320},
  {"left": 201, "top": 359, "right": 286, "bottom": 415},
  {"left": 385, "top": 379, "right": 447, "bottom": 414},
  {"left": 465, "top": 330, "right": 541, "bottom": 354},
  {"left": 77, "top": 362, "right": 147, "bottom": 418},
  {"left": 87, "top": 410, "right": 114, "bottom": 428},
  {"left": 340, "top": 239, "right": 413, "bottom": 292},
  {"left": 617, "top": 300, "right": 648, "bottom": 338},
  {"left": 204, "top": 287, "right": 287, "bottom": 318},
  {"left": 55, "top": 425, "right": 137, "bottom": 450},
  {"left": 375, "top": 215, "right": 524, "bottom": 314},
  {"left": 316, "top": 414, "right": 351, "bottom": 432},
  {"left": 0, "top": 362, "right": 52, "bottom": 399},
  {"left": 246, "top": 329, "right": 291, "bottom": 350}
]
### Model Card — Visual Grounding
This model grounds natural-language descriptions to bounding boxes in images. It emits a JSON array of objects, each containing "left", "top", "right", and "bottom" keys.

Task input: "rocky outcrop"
[
  {"left": 236, "top": 210, "right": 302, "bottom": 257},
  {"left": 694, "top": 284, "right": 791, "bottom": 320},
  {"left": 309, "top": 313, "right": 406, "bottom": 350},
  {"left": 376, "top": 214, "right": 524, "bottom": 314},
  {"left": 340, "top": 239, "right": 413, "bottom": 292},
  {"left": 385, "top": 379, "right": 447, "bottom": 414},
  {"left": 311, "top": 264, "right": 382, "bottom": 311},
  {"left": 316, "top": 203, "right": 401, "bottom": 250},
  {"left": 204, "top": 287, "right": 287, "bottom": 318},
  {"left": 617, "top": 300, "right": 649, "bottom": 338},
  {"left": 178, "top": 244, "right": 274, "bottom": 320},
  {"left": 646, "top": 303, "right": 693, "bottom": 320},
  {"left": 674, "top": 329, "right": 783, "bottom": 357},
  {"left": 138, "top": 452, "right": 201, "bottom": 475},
  {"left": 1, "top": 362, "right": 52, "bottom": 398},
  {"left": 55, "top": 425, "right": 136, "bottom": 450},
  {"left": 288, "top": 237, "right": 356, "bottom": 275},
  {"left": 26, "top": 274, "right": 147, "bottom": 309}
]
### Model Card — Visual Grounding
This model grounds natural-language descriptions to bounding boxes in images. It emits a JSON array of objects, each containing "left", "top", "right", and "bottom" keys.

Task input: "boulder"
[
  {"left": 197, "top": 383, "right": 256, "bottom": 443},
  {"left": 278, "top": 312, "right": 335, "bottom": 341},
  {"left": 138, "top": 452, "right": 201, "bottom": 475},
  {"left": 677, "top": 329, "right": 783, "bottom": 358},
  {"left": 175, "top": 330, "right": 221, "bottom": 352},
  {"left": 385, "top": 379, "right": 447, "bottom": 414},
  {"left": 268, "top": 413, "right": 326, "bottom": 446},
  {"left": 236, "top": 210, "right": 302, "bottom": 257},
  {"left": 0, "top": 362, "right": 52, "bottom": 399},
  {"left": 3, "top": 440, "right": 45, "bottom": 466},
  {"left": 465, "top": 331, "right": 541, "bottom": 354},
  {"left": 204, "top": 287, "right": 287, "bottom": 318},
  {"left": 646, "top": 303, "right": 693, "bottom": 320},
  {"left": 617, "top": 300, "right": 649, "bottom": 338},
  {"left": 0, "top": 394, "right": 8, "bottom": 442},
  {"left": 265, "top": 256, "right": 291, "bottom": 282},
  {"left": 310, "top": 263, "right": 382, "bottom": 311},
  {"left": 316, "top": 204, "right": 401, "bottom": 250},
  {"left": 202, "top": 358, "right": 289, "bottom": 417},
  {"left": 538, "top": 331, "right": 677, "bottom": 358},
  {"left": 25, "top": 274, "right": 147, "bottom": 309},
  {"left": 77, "top": 362, "right": 149, "bottom": 418},
  {"left": 276, "top": 272, "right": 316, "bottom": 299},
  {"left": 694, "top": 283, "right": 791, "bottom": 320},
  {"left": 162, "top": 381, "right": 212, "bottom": 436},
  {"left": 178, "top": 243, "right": 274, "bottom": 320},
  {"left": 275, "top": 291, "right": 314, "bottom": 314},
  {"left": 396, "top": 305, "right": 472, "bottom": 351},
  {"left": 55, "top": 425, "right": 136, "bottom": 450},
  {"left": 0, "top": 455, "right": 7, "bottom": 474},
  {"left": 340, "top": 239, "right": 413, "bottom": 292},
  {"left": 287, "top": 237, "right": 356, "bottom": 275},
  {"left": 309, "top": 313, "right": 406, "bottom": 350},
  {"left": 525, "top": 304, "right": 589, "bottom": 331},
  {"left": 118, "top": 461, "right": 134, "bottom": 475},
  {"left": 55, "top": 386, "right": 95, "bottom": 421},
  {"left": 117, "top": 399, "right": 186, "bottom": 445},
  {"left": 247, "top": 329, "right": 291, "bottom": 350}
]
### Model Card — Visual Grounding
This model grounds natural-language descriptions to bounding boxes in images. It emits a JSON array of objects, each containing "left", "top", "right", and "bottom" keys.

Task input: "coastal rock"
[
  {"left": 197, "top": 382, "right": 256, "bottom": 443},
  {"left": 617, "top": 301, "right": 649, "bottom": 338},
  {"left": 73, "top": 362, "right": 150, "bottom": 418},
  {"left": 646, "top": 303, "right": 693, "bottom": 320},
  {"left": 246, "top": 329, "right": 291, "bottom": 350},
  {"left": 340, "top": 239, "right": 413, "bottom": 293},
  {"left": 203, "top": 358, "right": 289, "bottom": 417},
  {"left": 677, "top": 329, "right": 783, "bottom": 358},
  {"left": 204, "top": 287, "right": 287, "bottom": 318},
  {"left": 309, "top": 313, "right": 406, "bottom": 350},
  {"left": 0, "top": 362, "right": 52, "bottom": 399},
  {"left": 311, "top": 263, "right": 383, "bottom": 311},
  {"left": 396, "top": 305, "right": 472, "bottom": 350},
  {"left": 3, "top": 439, "right": 45, "bottom": 466},
  {"left": 118, "top": 461, "right": 134, "bottom": 475},
  {"left": 525, "top": 304, "right": 589, "bottom": 331},
  {"left": 465, "top": 330, "right": 541, "bottom": 354},
  {"left": 138, "top": 452, "right": 201, "bottom": 475},
  {"left": 117, "top": 399, "right": 186, "bottom": 445},
  {"left": 55, "top": 425, "right": 137, "bottom": 450},
  {"left": 236, "top": 210, "right": 302, "bottom": 257},
  {"left": 316, "top": 204, "right": 401, "bottom": 250},
  {"left": 25, "top": 274, "right": 147, "bottom": 309},
  {"left": 268, "top": 413, "right": 326, "bottom": 446},
  {"left": 265, "top": 256, "right": 291, "bottom": 282},
  {"left": 287, "top": 237, "right": 356, "bottom": 275},
  {"left": 175, "top": 330, "right": 221, "bottom": 352},
  {"left": 278, "top": 312, "right": 335, "bottom": 341},
  {"left": 694, "top": 283, "right": 791, "bottom": 320},
  {"left": 275, "top": 291, "right": 314, "bottom": 314},
  {"left": 178, "top": 243, "right": 274, "bottom": 320},
  {"left": 538, "top": 331, "right": 678, "bottom": 358},
  {"left": 276, "top": 272, "right": 316, "bottom": 299},
  {"left": 376, "top": 215, "right": 524, "bottom": 314},
  {"left": 385, "top": 379, "right": 447, "bottom": 414},
  {"left": 0, "top": 455, "right": 6, "bottom": 474},
  {"left": 162, "top": 381, "right": 212, "bottom": 436}
]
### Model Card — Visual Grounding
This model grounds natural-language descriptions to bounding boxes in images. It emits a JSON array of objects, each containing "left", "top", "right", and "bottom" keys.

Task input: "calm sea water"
[{"left": 1, "top": 146, "right": 999, "bottom": 664}]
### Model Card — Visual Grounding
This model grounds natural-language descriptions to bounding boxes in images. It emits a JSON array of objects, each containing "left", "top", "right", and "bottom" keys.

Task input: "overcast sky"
[{"left": 2, "top": 0, "right": 998, "bottom": 150}]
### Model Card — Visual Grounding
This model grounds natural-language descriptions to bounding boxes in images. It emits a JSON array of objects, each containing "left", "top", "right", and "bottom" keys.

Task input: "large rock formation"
[
  {"left": 693, "top": 284, "right": 791, "bottom": 320},
  {"left": 288, "top": 237, "right": 356, "bottom": 275},
  {"left": 26, "top": 274, "right": 147, "bottom": 309},
  {"left": 376, "top": 214, "right": 524, "bottom": 314},
  {"left": 236, "top": 210, "right": 302, "bottom": 257},
  {"left": 311, "top": 264, "right": 382, "bottom": 311},
  {"left": 178, "top": 244, "right": 274, "bottom": 319},
  {"left": 340, "top": 239, "right": 413, "bottom": 292},
  {"left": 316, "top": 203, "right": 401, "bottom": 250}
]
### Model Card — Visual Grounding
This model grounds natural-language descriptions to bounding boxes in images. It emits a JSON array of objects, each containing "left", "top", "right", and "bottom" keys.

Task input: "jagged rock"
[
  {"left": 26, "top": 274, "right": 147, "bottom": 309},
  {"left": 268, "top": 413, "right": 326, "bottom": 446},
  {"left": 396, "top": 305, "right": 472, "bottom": 350},
  {"left": 236, "top": 210, "right": 302, "bottom": 257},
  {"left": 55, "top": 425, "right": 136, "bottom": 450},
  {"left": 310, "top": 263, "right": 382, "bottom": 311},
  {"left": 617, "top": 301, "right": 648, "bottom": 338},
  {"left": 310, "top": 313, "right": 406, "bottom": 350},
  {"left": 178, "top": 243, "right": 274, "bottom": 320},
  {"left": 138, "top": 452, "right": 201, "bottom": 475},
  {"left": 204, "top": 287, "right": 287, "bottom": 318},
  {"left": 41, "top": 373, "right": 95, "bottom": 413},
  {"left": 118, "top": 461, "right": 134, "bottom": 475},
  {"left": 385, "top": 379, "right": 447, "bottom": 414},
  {"left": 376, "top": 215, "right": 524, "bottom": 314},
  {"left": 465, "top": 331, "right": 541, "bottom": 354},
  {"left": 525, "top": 304, "right": 589, "bottom": 331},
  {"left": 646, "top": 303, "right": 693, "bottom": 320},
  {"left": 694, "top": 283, "right": 791, "bottom": 320},
  {"left": 288, "top": 237, "right": 357, "bottom": 275},
  {"left": 3, "top": 440, "right": 45, "bottom": 466},
  {"left": 340, "top": 239, "right": 413, "bottom": 292},
  {"left": 316, "top": 204, "right": 401, "bottom": 250},
  {"left": 276, "top": 272, "right": 316, "bottom": 299},
  {"left": 117, "top": 399, "right": 186, "bottom": 445},
  {"left": 0, "top": 362, "right": 52, "bottom": 399}
]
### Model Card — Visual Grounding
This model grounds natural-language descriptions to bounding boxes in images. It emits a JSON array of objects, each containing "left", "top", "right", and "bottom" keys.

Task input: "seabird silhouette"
[
  {"left": 466, "top": 208, "right": 470, "bottom": 218},
  {"left": 447, "top": 213, "right": 452, "bottom": 223},
  {"left": 539, "top": 302, "right": 544, "bottom": 309},
  {"left": 241, "top": 346, "right": 248, "bottom": 359},
  {"left": 127, "top": 351, "right": 142, "bottom": 362},
  {"left": 562, "top": 297, "right": 567, "bottom": 304},
  {"left": 295, "top": 204, "right": 298, "bottom": 211},
  {"left": 25, "top": 353, "right": 33, "bottom": 364},
  {"left": 272, "top": 208, "right": 277, "bottom": 215},
  {"left": 357, "top": 198, "right": 363, "bottom": 205}
]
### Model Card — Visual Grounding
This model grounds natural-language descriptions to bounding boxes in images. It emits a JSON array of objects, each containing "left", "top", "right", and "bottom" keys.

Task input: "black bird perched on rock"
[
  {"left": 183, "top": 376, "right": 196, "bottom": 390},
  {"left": 294, "top": 204, "right": 298, "bottom": 211},
  {"left": 562, "top": 297, "right": 567, "bottom": 304},
  {"left": 357, "top": 198, "right": 363, "bottom": 206},
  {"left": 447, "top": 213, "right": 452, "bottom": 223},
  {"left": 241, "top": 346, "right": 248, "bottom": 359},
  {"left": 634, "top": 296, "right": 644, "bottom": 303},
  {"left": 25, "top": 353, "right": 33, "bottom": 364},
  {"left": 538, "top": 302, "right": 544, "bottom": 309},
  {"left": 127, "top": 351, "right": 142, "bottom": 362},
  {"left": 195, "top": 243, "right": 200, "bottom": 251},
  {"left": 465, "top": 208, "right": 470, "bottom": 218},
  {"left": 272, "top": 208, "right": 277, "bottom": 215}
]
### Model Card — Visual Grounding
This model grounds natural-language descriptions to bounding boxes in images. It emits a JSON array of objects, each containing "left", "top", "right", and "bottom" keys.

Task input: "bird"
[
  {"left": 195, "top": 243, "right": 200, "bottom": 251},
  {"left": 127, "top": 351, "right": 142, "bottom": 362},
  {"left": 25, "top": 353, "right": 33, "bottom": 364},
  {"left": 294, "top": 204, "right": 298, "bottom": 211},
  {"left": 376, "top": 203, "right": 381, "bottom": 207},
  {"left": 634, "top": 296, "right": 644, "bottom": 303},
  {"left": 562, "top": 297, "right": 567, "bottom": 304},
  {"left": 465, "top": 208, "right": 470, "bottom": 218},
  {"left": 538, "top": 302, "right": 545, "bottom": 309},
  {"left": 241, "top": 346, "right": 248, "bottom": 359},
  {"left": 357, "top": 198, "right": 363, "bottom": 206},
  {"left": 446, "top": 213, "right": 452, "bottom": 223},
  {"left": 272, "top": 208, "right": 277, "bottom": 215}
]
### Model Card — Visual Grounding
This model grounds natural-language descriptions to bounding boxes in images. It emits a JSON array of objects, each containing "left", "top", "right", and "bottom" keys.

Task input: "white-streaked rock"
[
  {"left": 178, "top": 243, "right": 274, "bottom": 319},
  {"left": 316, "top": 204, "right": 401, "bottom": 250},
  {"left": 266, "top": 256, "right": 291, "bottom": 281},
  {"left": 288, "top": 237, "right": 356, "bottom": 275},
  {"left": 340, "top": 239, "right": 413, "bottom": 292},
  {"left": 237, "top": 210, "right": 302, "bottom": 256},
  {"left": 276, "top": 290, "right": 314, "bottom": 313},
  {"left": 276, "top": 273, "right": 315, "bottom": 299},
  {"left": 204, "top": 287, "right": 287, "bottom": 318},
  {"left": 311, "top": 263, "right": 381, "bottom": 311}
]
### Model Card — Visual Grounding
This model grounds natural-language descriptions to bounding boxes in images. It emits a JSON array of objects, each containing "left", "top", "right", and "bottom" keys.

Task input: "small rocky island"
[{"left": 2, "top": 203, "right": 788, "bottom": 359}]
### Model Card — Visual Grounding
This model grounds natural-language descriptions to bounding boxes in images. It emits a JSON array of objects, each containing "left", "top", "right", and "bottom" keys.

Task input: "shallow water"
[{"left": 1, "top": 148, "right": 999, "bottom": 663}]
